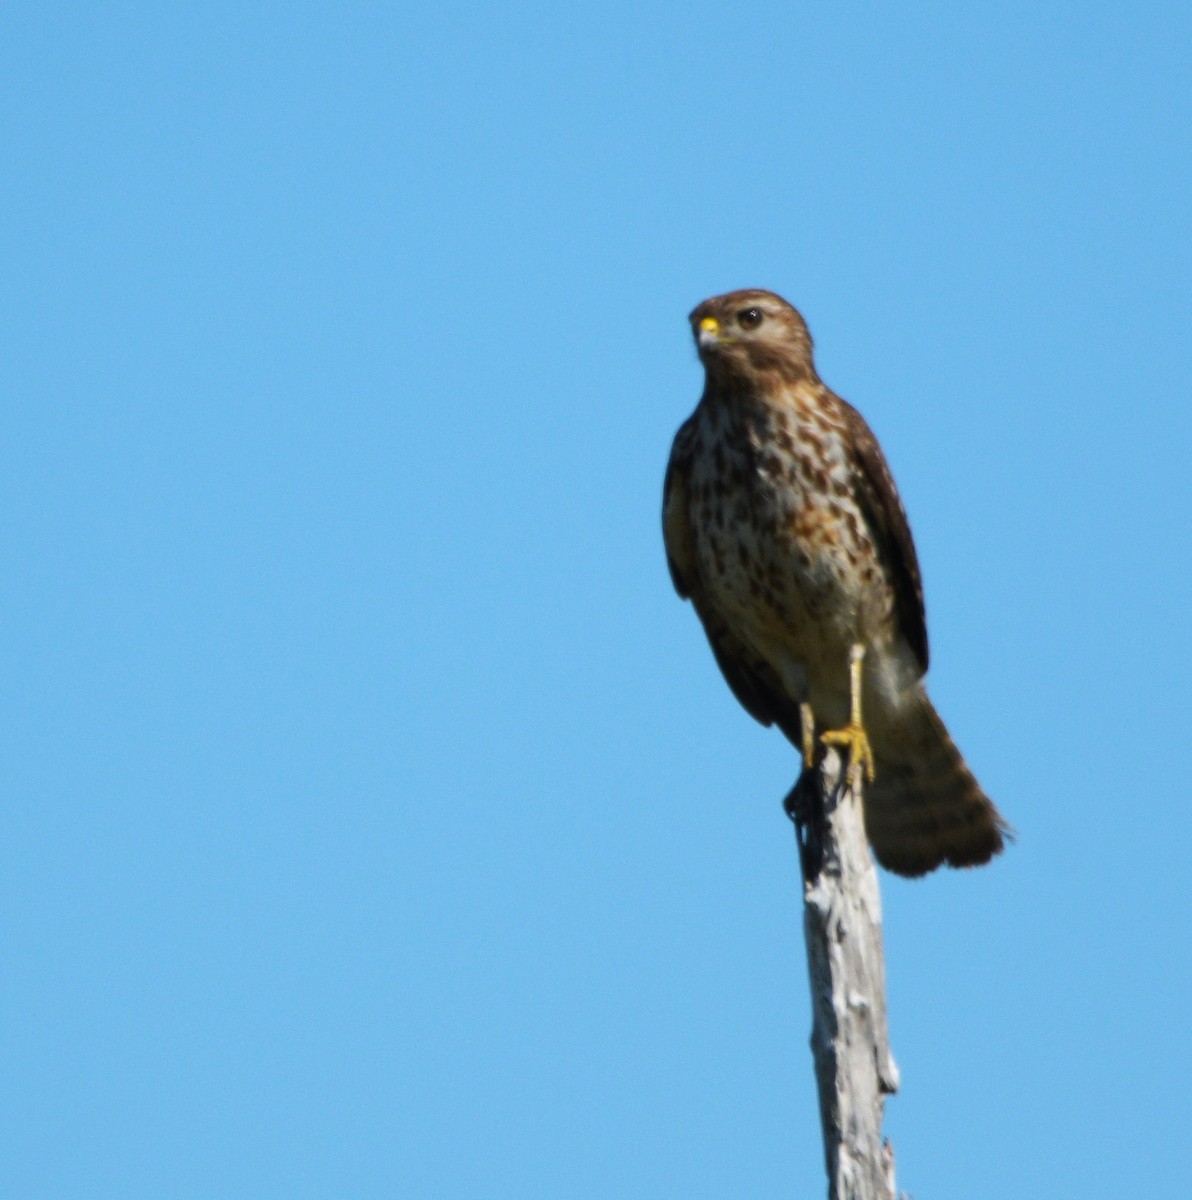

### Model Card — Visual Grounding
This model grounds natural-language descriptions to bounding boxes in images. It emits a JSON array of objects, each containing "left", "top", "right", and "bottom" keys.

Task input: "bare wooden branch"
[{"left": 786, "top": 749, "right": 901, "bottom": 1200}]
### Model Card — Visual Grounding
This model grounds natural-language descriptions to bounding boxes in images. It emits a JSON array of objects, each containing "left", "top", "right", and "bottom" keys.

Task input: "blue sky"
[{"left": 3, "top": 3, "right": 1190, "bottom": 1196}]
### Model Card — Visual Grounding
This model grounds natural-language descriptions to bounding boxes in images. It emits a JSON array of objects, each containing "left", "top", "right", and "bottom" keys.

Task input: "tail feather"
[{"left": 863, "top": 688, "right": 1008, "bottom": 878}]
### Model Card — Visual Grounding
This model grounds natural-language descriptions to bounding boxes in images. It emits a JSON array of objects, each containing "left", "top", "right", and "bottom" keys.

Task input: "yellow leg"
[
  {"left": 799, "top": 702, "right": 816, "bottom": 769},
  {"left": 820, "top": 644, "right": 876, "bottom": 784}
]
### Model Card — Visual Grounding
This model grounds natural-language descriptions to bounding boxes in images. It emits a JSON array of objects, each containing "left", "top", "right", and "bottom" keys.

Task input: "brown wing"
[
  {"left": 839, "top": 398, "right": 929, "bottom": 673},
  {"left": 662, "top": 418, "right": 698, "bottom": 598},
  {"left": 663, "top": 417, "right": 804, "bottom": 744}
]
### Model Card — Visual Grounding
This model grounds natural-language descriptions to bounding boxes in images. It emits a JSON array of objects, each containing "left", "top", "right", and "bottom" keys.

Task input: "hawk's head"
[{"left": 689, "top": 289, "right": 816, "bottom": 388}]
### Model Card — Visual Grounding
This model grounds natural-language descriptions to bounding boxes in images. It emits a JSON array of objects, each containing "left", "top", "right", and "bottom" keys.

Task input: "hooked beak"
[{"left": 696, "top": 315, "right": 721, "bottom": 351}]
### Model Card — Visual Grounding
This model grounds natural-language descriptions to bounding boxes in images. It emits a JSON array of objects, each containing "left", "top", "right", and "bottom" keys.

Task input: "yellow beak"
[{"left": 697, "top": 315, "right": 721, "bottom": 351}]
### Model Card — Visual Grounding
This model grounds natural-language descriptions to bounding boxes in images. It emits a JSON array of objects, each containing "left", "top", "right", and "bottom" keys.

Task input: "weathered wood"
[{"left": 786, "top": 750, "right": 900, "bottom": 1200}]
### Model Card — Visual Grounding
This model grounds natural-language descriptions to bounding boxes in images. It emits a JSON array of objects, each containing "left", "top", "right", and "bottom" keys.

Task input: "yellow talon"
[
  {"left": 821, "top": 721, "right": 875, "bottom": 783},
  {"left": 819, "top": 644, "right": 876, "bottom": 784}
]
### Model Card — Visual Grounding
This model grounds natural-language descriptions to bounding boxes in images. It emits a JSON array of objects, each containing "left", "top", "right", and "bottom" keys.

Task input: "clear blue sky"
[{"left": 3, "top": 3, "right": 1190, "bottom": 1196}]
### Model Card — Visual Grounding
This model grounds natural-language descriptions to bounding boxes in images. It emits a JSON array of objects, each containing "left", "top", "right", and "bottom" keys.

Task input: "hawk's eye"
[{"left": 738, "top": 307, "right": 764, "bottom": 330}]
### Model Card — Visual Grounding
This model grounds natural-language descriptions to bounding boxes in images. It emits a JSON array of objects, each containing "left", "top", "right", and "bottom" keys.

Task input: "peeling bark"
[{"left": 787, "top": 750, "right": 900, "bottom": 1200}]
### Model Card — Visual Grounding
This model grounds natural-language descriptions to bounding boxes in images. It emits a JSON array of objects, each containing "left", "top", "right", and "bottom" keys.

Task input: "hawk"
[{"left": 663, "top": 289, "right": 1008, "bottom": 876}]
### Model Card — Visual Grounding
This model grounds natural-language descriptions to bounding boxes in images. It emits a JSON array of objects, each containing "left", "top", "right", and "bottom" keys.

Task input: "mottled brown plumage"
[{"left": 664, "top": 288, "right": 1008, "bottom": 876}]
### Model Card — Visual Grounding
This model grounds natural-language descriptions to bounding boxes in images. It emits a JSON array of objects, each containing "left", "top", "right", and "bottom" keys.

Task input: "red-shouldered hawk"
[{"left": 664, "top": 289, "right": 1008, "bottom": 876}]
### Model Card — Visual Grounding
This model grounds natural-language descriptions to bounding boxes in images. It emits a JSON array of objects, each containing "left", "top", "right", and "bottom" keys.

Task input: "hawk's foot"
[
  {"left": 820, "top": 721, "right": 876, "bottom": 784},
  {"left": 819, "top": 643, "right": 875, "bottom": 784}
]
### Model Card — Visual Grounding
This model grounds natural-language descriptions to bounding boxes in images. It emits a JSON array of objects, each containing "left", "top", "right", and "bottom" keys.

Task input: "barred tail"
[{"left": 863, "top": 687, "right": 1009, "bottom": 878}]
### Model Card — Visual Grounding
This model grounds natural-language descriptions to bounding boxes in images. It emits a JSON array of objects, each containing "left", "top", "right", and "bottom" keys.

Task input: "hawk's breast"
[{"left": 684, "top": 390, "right": 894, "bottom": 671}]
